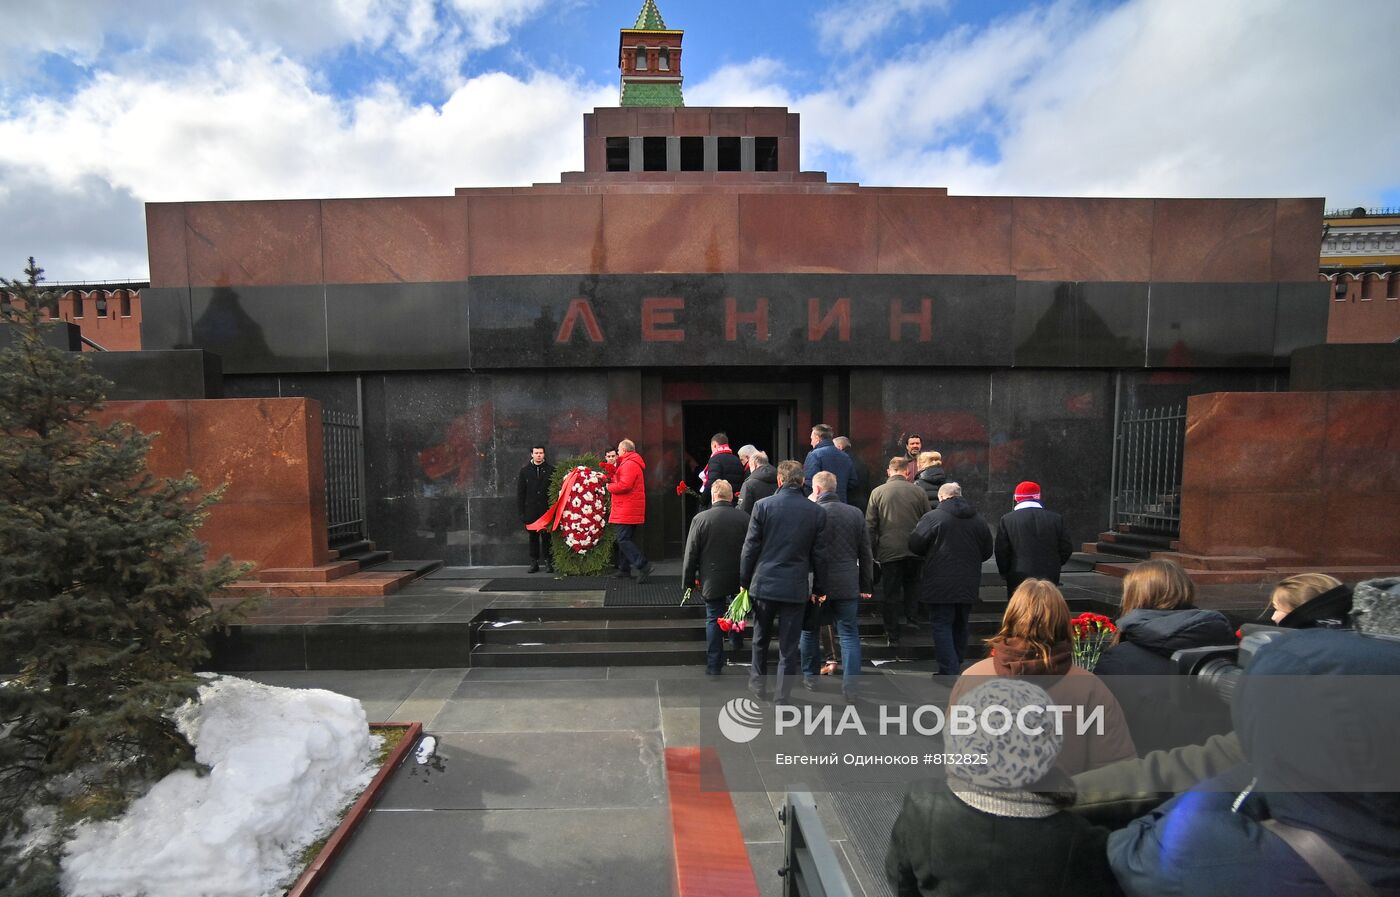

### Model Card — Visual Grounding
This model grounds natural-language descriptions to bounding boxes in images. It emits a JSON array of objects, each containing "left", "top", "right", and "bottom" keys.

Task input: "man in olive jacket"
[
  {"left": 908, "top": 482, "right": 993, "bottom": 676},
  {"left": 741, "top": 460, "right": 826, "bottom": 703},
  {"left": 866, "top": 456, "right": 931, "bottom": 648},
  {"left": 681, "top": 479, "right": 749, "bottom": 675}
]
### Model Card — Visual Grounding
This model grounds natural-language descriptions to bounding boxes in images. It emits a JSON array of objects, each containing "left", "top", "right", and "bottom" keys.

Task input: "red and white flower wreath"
[{"left": 558, "top": 466, "right": 610, "bottom": 554}]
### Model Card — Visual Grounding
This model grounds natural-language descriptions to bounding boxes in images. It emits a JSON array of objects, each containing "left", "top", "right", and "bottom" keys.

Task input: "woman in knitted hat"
[
  {"left": 951, "top": 579, "right": 1136, "bottom": 775},
  {"left": 886, "top": 678, "right": 1123, "bottom": 897}
]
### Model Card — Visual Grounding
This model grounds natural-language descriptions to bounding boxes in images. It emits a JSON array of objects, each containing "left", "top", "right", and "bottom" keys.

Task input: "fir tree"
[{"left": 0, "top": 259, "right": 249, "bottom": 885}]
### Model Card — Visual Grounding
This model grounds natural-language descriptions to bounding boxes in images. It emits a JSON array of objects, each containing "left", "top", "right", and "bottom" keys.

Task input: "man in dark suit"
[
  {"left": 803, "top": 423, "right": 853, "bottom": 502},
  {"left": 802, "top": 470, "right": 874, "bottom": 701},
  {"left": 909, "top": 482, "right": 993, "bottom": 675},
  {"left": 994, "top": 480, "right": 1073, "bottom": 597},
  {"left": 516, "top": 445, "right": 555, "bottom": 573},
  {"left": 741, "top": 460, "right": 826, "bottom": 703},
  {"left": 700, "top": 431, "right": 745, "bottom": 508},
  {"left": 834, "top": 436, "right": 870, "bottom": 512},
  {"left": 681, "top": 479, "right": 749, "bottom": 675}
]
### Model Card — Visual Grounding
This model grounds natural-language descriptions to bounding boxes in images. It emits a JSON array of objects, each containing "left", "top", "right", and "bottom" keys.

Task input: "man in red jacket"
[{"left": 607, "top": 439, "right": 654, "bottom": 583}]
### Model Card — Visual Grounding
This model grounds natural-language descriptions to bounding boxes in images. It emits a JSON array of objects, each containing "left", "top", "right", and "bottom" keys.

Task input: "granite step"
[
  {"left": 222, "top": 569, "right": 417, "bottom": 598},
  {"left": 257, "top": 560, "right": 361, "bottom": 583}
]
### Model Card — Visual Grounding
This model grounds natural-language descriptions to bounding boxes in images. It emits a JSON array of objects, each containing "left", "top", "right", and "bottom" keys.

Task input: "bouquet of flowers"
[
  {"left": 717, "top": 587, "right": 752, "bottom": 634},
  {"left": 1070, "top": 612, "right": 1117, "bottom": 671},
  {"left": 675, "top": 480, "right": 700, "bottom": 499}
]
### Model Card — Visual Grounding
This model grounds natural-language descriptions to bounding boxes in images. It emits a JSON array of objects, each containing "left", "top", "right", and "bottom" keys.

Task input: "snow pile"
[{"left": 62, "top": 676, "right": 377, "bottom": 897}]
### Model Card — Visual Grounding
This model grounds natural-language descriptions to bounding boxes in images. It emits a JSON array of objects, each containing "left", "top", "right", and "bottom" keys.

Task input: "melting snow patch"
[{"left": 62, "top": 676, "right": 376, "bottom": 897}]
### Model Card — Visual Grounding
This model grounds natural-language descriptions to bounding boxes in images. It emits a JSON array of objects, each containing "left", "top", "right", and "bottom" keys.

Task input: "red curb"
[
  {"left": 665, "top": 746, "right": 761, "bottom": 897},
  {"left": 285, "top": 721, "right": 423, "bottom": 897}
]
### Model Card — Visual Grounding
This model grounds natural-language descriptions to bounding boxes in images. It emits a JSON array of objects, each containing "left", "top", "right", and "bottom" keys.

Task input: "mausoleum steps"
[{"left": 221, "top": 555, "right": 442, "bottom": 598}]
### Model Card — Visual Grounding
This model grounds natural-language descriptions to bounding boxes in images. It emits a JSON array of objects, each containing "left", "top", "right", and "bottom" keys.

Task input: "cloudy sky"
[{"left": 1, "top": 0, "right": 1396, "bottom": 282}]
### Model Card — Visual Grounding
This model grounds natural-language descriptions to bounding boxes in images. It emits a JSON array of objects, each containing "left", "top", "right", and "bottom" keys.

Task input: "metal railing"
[
  {"left": 780, "top": 791, "right": 856, "bottom": 897},
  {"left": 1324, "top": 206, "right": 1400, "bottom": 218},
  {"left": 323, "top": 408, "right": 365, "bottom": 542},
  {"left": 1111, "top": 404, "right": 1186, "bottom": 534}
]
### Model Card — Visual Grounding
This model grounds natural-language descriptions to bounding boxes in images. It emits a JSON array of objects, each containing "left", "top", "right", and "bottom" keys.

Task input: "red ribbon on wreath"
[{"left": 527, "top": 467, "right": 587, "bottom": 532}]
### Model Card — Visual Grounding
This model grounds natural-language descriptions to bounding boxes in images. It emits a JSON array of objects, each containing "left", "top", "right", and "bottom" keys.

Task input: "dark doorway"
[{"left": 680, "top": 401, "right": 794, "bottom": 524}]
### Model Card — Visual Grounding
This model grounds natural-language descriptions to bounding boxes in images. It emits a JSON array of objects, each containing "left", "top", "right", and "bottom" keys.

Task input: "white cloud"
[
  {"left": 815, "top": 0, "right": 952, "bottom": 54},
  {"left": 0, "top": 51, "right": 611, "bottom": 280},
  {"left": 685, "top": 58, "right": 796, "bottom": 108},
  {"left": 695, "top": 0, "right": 1400, "bottom": 207}
]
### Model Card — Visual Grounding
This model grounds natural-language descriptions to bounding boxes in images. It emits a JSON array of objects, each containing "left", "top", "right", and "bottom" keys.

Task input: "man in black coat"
[
  {"left": 834, "top": 436, "right": 870, "bottom": 511},
  {"left": 516, "top": 445, "right": 555, "bottom": 573},
  {"left": 681, "top": 479, "right": 749, "bottom": 675},
  {"left": 994, "top": 480, "right": 1072, "bottom": 597},
  {"left": 801, "top": 471, "right": 874, "bottom": 700},
  {"left": 738, "top": 451, "right": 778, "bottom": 514},
  {"left": 741, "top": 460, "right": 826, "bottom": 703},
  {"left": 908, "top": 482, "right": 993, "bottom": 676},
  {"left": 700, "top": 431, "right": 745, "bottom": 508}
]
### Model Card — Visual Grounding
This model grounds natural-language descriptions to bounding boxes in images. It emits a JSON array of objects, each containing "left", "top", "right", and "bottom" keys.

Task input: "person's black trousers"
[
  {"left": 879, "top": 558, "right": 922, "bottom": 642},
  {"left": 749, "top": 598, "right": 806, "bottom": 701},
  {"left": 527, "top": 529, "right": 551, "bottom": 562}
]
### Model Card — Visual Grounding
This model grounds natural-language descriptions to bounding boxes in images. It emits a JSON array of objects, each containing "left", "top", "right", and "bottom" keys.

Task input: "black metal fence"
[
  {"left": 1111, "top": 404, "right": 1186, "bottom": 534},
  {"left": 323, "top": 408, "right": 365, "bottom": 542}
]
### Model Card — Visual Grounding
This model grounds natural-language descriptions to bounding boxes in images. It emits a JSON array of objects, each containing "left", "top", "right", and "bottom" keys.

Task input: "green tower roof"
[{"left": 633, "top": 0, "right": 666, "bottom": 30}]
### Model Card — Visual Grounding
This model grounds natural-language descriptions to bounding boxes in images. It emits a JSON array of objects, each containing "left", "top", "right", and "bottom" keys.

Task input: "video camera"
[{"left": 1169, "top": 625, "right": 1293, "bottom": 705}]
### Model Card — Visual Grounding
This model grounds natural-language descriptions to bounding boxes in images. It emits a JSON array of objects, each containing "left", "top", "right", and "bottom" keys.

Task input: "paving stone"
[
  {"left": 315, "top": 807, "right": 674, "bottom": 897},
  {"left": 433, "top": 678, "right": 660, "bottom": 733},
  {"left": 377, "top": 731, "right": 666, "bottom": 810}
]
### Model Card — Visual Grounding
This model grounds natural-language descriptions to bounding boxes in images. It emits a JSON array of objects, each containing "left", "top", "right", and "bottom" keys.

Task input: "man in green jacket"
[{"left": 865, "top": 456, "right": 931, "bottom": 649}]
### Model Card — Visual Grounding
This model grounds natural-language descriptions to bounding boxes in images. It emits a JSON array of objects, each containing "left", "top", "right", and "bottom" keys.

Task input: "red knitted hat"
[{"left": 1014, "top": 481, "right": 1041, "bottom": 502}]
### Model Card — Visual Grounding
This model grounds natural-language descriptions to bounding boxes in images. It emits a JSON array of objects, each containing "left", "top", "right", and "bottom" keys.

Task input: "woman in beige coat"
[{"left": 951, "top": 579, "right": 1136, "bottom": 776}]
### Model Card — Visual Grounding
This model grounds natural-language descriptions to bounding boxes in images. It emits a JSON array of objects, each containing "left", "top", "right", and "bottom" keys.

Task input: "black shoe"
[
  {"left": 611, "top": 570, "right": 632, "bottom": 579},
  {"left": 803, "top": 676, "right": 819, "bottom": 691},
  {"left": 749, "top": 685, "right": 771, "bottom": 703},
  {"left": 546, "top": 562, "right": 555, "bottom": 573},
  {"left": 528, "top": 561, "right": 540, "bottom": 574},
  {"left": 705, "top": 667, "right": 723, "bottom": 676},
  {"left": 637, "top": 563, "right": 654, "bottom": 585}
]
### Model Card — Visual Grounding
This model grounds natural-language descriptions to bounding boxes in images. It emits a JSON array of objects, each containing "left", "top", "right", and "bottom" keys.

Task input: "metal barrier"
[
  {"left": 323, "top": 408, "right": 366, "bottom": 542},
  {"left": 781, "top": 791, "right": 855, "bottom": 897},
  {"left": 1111, "top": 404, "right": 1185, "bottom": 533}
]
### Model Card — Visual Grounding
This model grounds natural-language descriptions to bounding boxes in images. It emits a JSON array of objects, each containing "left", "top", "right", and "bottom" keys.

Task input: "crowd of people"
[{"left": 518, "top": 432, "right": 1400, "bottom": 896}]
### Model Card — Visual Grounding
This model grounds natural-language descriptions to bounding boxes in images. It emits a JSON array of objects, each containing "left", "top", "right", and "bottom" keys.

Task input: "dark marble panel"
[
  {"left": 303, "top": 621, "right": 475, "bottom": 669},
  {"left": 189, "top": 285, "right": 327, "bottom": 374},
  {"left": 204, "top": 625, "right": 307, "bottom": 671},
  {"left": 878, "top": 369, "right": 993, "bottom": 508},
  {"left": 88, "top": 349, "right": 222, "bottom": 400},
  {"left": 358, "top": 370, "right": 613, "bottom": 565},
  {"left": 1147, "top": 283, "right": 1278, "bottom": 368},
  {"left": 1118, "top": 368, "right": 1284, "bottom": 416},
  {"left": 0, "top": 321, "right": 80, "bottom": 352},
  {"left": 468, "top": 274, "right": 1016, "bottom": 368},
  {"left": 1013, "top": 282, "right": 1148, "bottom": 367},
  {"left": 220, "top": 374, "right": 281, "bottom": 400},
  {"left": 269, "top": 373, "right": 362, "bottom": 417},
  {"left": 1290, "top": 344, "right": 1400, "bottom": 391},
  {"left": 138, "top": 286, "right": 192, "bottom": 350},
  {"left": 1273, "top": 281, "right": 1330, "bottom": 362},
  {"left": 326, "top": 281, "right": 469, "bottom": 371},
  {"left": 989, "top": 369, "right": 1115, "bottom": 544}
]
